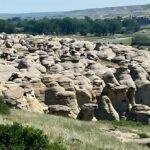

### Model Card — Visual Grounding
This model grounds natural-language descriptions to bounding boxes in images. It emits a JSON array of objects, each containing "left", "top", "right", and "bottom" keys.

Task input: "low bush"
[
  {"left": 0, "top": 98, "right": 10, "bottom": 115},
  {"left": 138, "top": 133, "right": 150, "bottom": 139},
  {"left": 132, "top": 35, "right": 150, "bottom": 46},
  {"left": 0, "top": 123, "right": 67, "bottom": 150}
]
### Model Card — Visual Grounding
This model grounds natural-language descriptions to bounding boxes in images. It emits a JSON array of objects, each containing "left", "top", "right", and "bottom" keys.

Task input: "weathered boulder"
[
  {"left": 5, "top": 40, "right": 13, "bottom": 48},
  {"left": 42, "top": 75, "right": 79, "bottom": 115},
  {"left": 102, "top": 71, "right": 120, "bottom": 88},
  {"left": 103, "top": 85, "right": 130, "bottom": 116},
  {"left": 92, "top": 78, "right": 105, "bottom": 98},
  {"left": 49, "top": 64, "right": 64, "bottom": 74},
  {"left": 78, "top": 103, "right": 98, "bottom": 121},
  {"left": 17, "top": 59, "right": 30, "bottom": 69},
  {"left": 48, "top": 105, "right": 76, "bottom": 118},
  {"left": 8, "top": 72, "right": 22, "bottom": 81},
  {"left": 3, "top": 83, "right": 24, "bottom": 103},
  {"left": 2, "top": 82, "right": 47, "bottom": 113},
  {"left": 0, "top": 64, "right": 18, "bottom": 82},
  {"left": 76, "top": 88, "right": 95, "bottom": 107},
  {"left": 128, "top": 104, "right": 150, "bottom": 124},
  {"left": 130, "top": 64, "right": 150, "bottom": 106},
  {"left": 30, "top": 78, "right": 46, "bottom": 102},
  {"left": 95, "top": 96, "right": 120, "bottom": 121},
  {"left": 23, "top": 89, "right": 48, "bottom": 113},
  {"left": 115, "top": 66, "right": 136, "bottom": 106},
  {"left": 97, "top": 47, "right": 115, "bottom": 60}
]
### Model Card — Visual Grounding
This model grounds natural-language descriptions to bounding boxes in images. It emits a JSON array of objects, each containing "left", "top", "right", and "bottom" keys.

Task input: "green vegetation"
[
  {"left": 0, "top": 122, "right": 67, "bottom": 150},
  {"left": 100, "top": 120, "right": 143, "bottom": 127},
  {"left": 0, "top": 17, "right": 140, "bottom": 35},
  {"left": 132, "top": 35, "right": 150, "bottom": 46},
  {"left": 113, "top": 37, "right": 133, "bottom": 45},
  {"left": 138, "top": 133, "right": 150, "bottom": 139},
  {"left": 122, "top": 18, "right": 140, "bottom": 33},
  {"left": 0, "top": 98, "right": 10, "bottom": 115},
  {"left": 1, "top": 16, "right": 149, "bottom": 49},
  {"left": 0, "top": 109, "right": 150, "bottom": 150}
]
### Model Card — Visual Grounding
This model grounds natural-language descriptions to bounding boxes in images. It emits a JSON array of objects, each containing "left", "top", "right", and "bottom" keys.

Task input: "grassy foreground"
[{"left": 0, "top": 109, "right": 150, "bottom": 150}]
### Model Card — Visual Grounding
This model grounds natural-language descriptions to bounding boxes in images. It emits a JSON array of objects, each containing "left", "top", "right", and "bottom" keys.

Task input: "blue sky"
[{"left": 0, "top": 0, "right": 149, "bottom": 13}]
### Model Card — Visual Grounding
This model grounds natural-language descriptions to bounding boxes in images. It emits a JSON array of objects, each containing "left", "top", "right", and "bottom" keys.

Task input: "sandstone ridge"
[{"left": 0, "top": 33, "right": 149, "bottom": 124}]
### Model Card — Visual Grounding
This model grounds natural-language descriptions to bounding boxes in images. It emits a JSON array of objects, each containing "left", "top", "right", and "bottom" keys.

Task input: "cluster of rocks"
[{"left": 0, "top": 33, "right": 149, "bottom": 124}]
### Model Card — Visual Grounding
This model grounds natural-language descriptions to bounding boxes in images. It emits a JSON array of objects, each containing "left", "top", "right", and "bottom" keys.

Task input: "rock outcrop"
[
  {"left": 0, "top": 33, "right": 149, "bottom": 124},
  {"left": 128, "top": 104, "right": 150, "bottom": 124},
  {"left": 95, "top": 96, "right": 120, "bottom": 121}
]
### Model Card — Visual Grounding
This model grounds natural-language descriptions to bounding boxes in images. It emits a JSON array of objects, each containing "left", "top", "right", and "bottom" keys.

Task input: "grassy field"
[
  {"left": 0, "top": 109, "right": 150, "bottom": 150},
  {"left": 134, "top": 29, "right": 150, "bottom": 38},
  {"left": 52, "top": 34, "right": 133, "bottom": 44},
  {"left": 52, "top": 28, "right": 150, "bottom": 50}
]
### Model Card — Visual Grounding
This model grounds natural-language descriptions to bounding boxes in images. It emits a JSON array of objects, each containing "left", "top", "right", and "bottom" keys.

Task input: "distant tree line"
[
  {"left": 132, "top": 16, "right": 150, "bottom": 25},
  {"left": 0, "top": 16, "right": 141, "bottom": 35}
]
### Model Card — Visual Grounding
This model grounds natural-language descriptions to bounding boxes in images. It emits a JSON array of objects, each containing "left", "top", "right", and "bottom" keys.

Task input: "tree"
[
  {"left": 78, "top": 19, "right": 91, "bottom": 35},
  {"left": 105, "top": 19, "right": 121, "bottom": 34},
  {"left": 0, "top": 20, "right": 7, "bottom": 32},
  {"left": 123, "top": 18, "right": 140, "bottom": 32},
  {"left": 60, "top": 17, "right": 77, "bottom": 34},
  {"left": 0, "top": 17, "right": 141, "bottom": 35},
  {"left": 93, "top": 19, "right": 108, "bottom": 36}
]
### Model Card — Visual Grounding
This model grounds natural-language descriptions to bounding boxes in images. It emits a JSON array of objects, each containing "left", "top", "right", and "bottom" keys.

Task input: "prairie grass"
[{"left": 0, "top": 109, "right": 150, "bottom": 150}]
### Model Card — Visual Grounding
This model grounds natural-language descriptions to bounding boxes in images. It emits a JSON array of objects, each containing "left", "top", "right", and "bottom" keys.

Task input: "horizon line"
[{"left": 0, "top": 3, "right": 149, "bottom": 14}]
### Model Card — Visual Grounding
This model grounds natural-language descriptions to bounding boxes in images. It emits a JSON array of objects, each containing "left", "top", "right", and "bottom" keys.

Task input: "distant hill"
[{"left": 0, "top": 4, "right": 150, "bottom": 19}]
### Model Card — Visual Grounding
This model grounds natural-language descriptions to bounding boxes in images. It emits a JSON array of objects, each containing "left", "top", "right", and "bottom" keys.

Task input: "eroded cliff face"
[{"left": 0, "top": 33, "right": 149, "bottom": 123}]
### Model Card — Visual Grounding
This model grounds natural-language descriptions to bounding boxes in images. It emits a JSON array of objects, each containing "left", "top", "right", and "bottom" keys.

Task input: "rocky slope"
[{"left": 0, "top": 33, "right": 149, "bottom": 124}]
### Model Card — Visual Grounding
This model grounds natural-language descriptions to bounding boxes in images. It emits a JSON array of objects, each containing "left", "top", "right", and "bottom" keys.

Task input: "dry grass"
[{"left": 0, "top": 109, "right": 150, "bottom": 150}]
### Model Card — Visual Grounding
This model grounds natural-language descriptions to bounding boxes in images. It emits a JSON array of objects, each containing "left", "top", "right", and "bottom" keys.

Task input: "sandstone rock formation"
[
  {"left": 0, "top": 33, "right": 149, "bottom": 124},
  {"left": 78, "top": 103, "right": 98, "bottom": 121},
  {"left": 95, "top": 96, "right": 120, "bottom": 121},
  {"left": 128, "top": 104, "right": 150, "bottom": 124}
]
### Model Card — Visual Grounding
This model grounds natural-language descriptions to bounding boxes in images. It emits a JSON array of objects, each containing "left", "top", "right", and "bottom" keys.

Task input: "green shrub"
[
  {"left": 0, "top": 98, "right": 10, "bottom": 115},
  {"left": 138, "top": 133, "right": 149, "bottom": 139},
  {"left": 132, "top": 35, "right": 150, "bottom": 46},
  {"left": 0, "top": 123, "right": 67, "bottom": 150}
]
